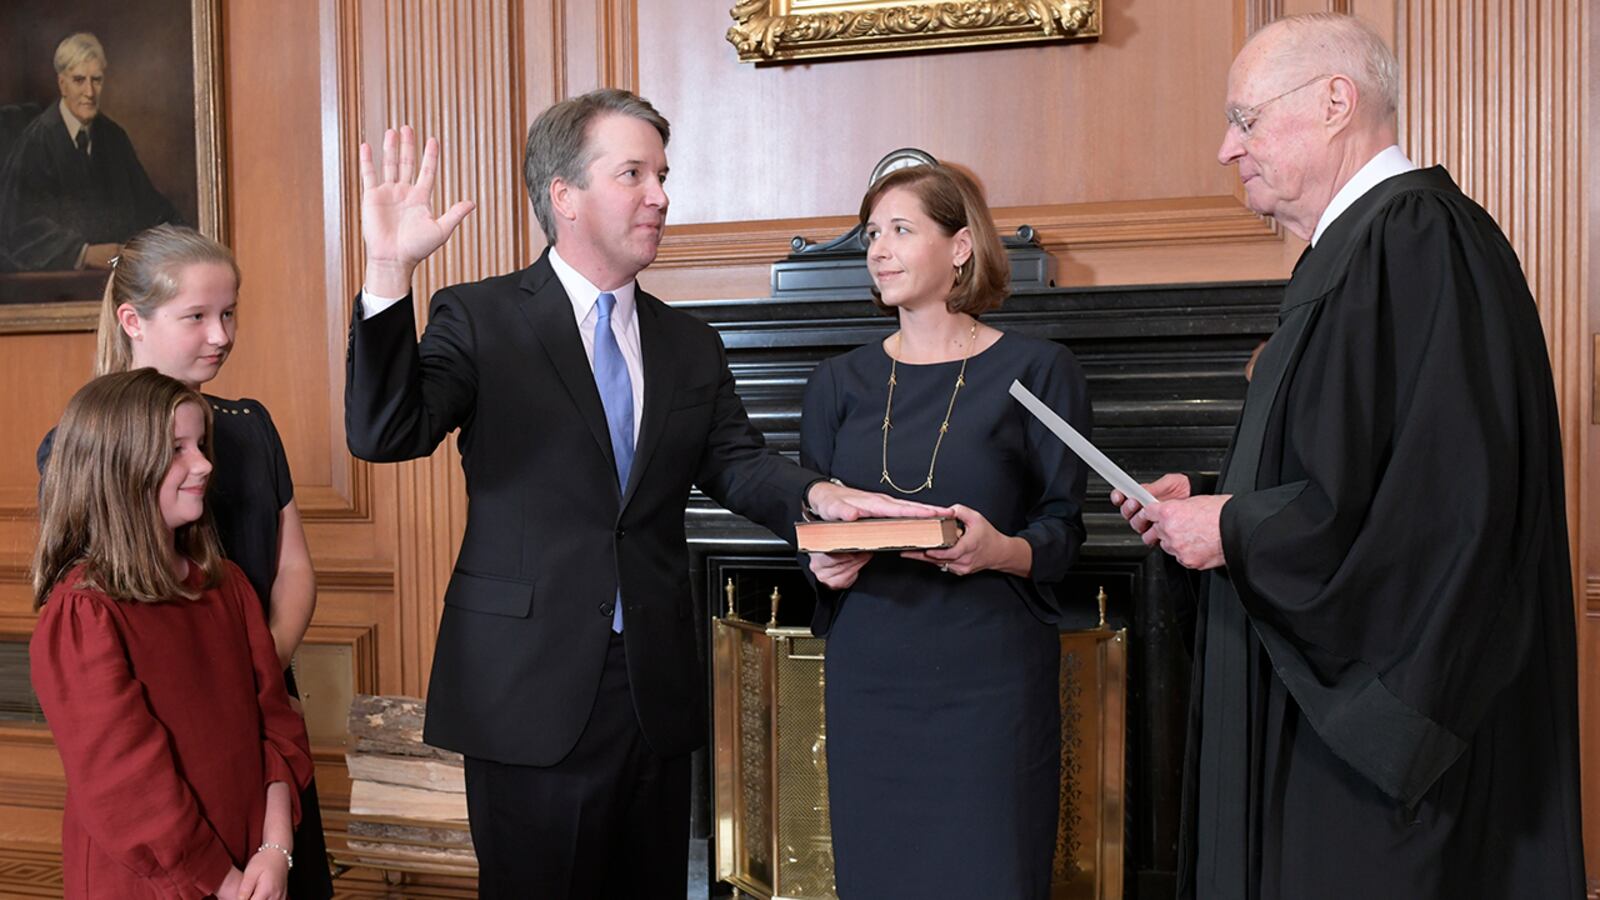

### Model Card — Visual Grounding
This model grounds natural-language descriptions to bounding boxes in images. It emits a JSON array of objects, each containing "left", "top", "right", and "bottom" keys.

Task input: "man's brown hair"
[
  {"left": 858, "top": 163, "right": 1008, "bottom": 316},
  {"left": 33, "top": 369, "right": 225, "bottom": 610}
]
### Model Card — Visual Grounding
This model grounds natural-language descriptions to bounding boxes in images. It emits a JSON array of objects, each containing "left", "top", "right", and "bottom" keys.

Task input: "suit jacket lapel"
[
  {"left": 517, "top": 254, "right": 619, "bottom": 478},
  {"left": 622, "top": 291, "right": 675, "bottom": 509}
]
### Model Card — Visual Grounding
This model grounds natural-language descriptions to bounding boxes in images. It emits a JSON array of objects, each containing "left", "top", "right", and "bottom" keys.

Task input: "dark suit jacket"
[{"left": 345, "top": 250, "right": 815, "bottom": 765}]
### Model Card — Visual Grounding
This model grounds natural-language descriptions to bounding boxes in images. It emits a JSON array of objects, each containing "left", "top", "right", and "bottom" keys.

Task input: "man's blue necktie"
[{"left": 593, "top": 292, "right": 633, "bottom": 633}]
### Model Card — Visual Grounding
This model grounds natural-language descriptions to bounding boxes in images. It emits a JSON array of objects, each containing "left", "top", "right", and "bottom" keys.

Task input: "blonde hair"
[
  {"left": 54, "top": 33, "right": 105, "bottom": 74},
  {"left": 95, "top": 225, "right": 240, "bottom": 376},
  {"left": 858, "top": 163, "right": 1008, "bottom": 317},
  {"left": 33, "top": 369, "right": 225, "bottom": 610}
]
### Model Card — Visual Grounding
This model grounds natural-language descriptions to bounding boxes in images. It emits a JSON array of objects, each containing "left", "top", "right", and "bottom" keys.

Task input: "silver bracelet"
[{"left": 256, "top": 842, "right": 293, "bottom": 870}]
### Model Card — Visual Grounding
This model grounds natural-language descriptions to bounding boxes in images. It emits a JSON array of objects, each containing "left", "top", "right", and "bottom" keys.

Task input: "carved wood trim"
[
  {"left": 0, "top": 558, "right": 390, "bottom": 593},
  {"left": 1397, "top": 0, "right": 1585, "bottom": 571},
  {"left": 726, "top": 0, "right": 1102, "bottom": 63},
  {"left": 600, "top": 0, "right": 638, "bottom": 91},
  {"left": 308, "top": 622, "right": 383, "bottom": 697},
  {"left": 373, "top": 0, "right": 525, "bottom": 696},
  {"left": 654, "top": 197, "right": 1280, "bottom": 270},
  {"left": 0, "top": 844, "right": 64, "bottom": 896}
]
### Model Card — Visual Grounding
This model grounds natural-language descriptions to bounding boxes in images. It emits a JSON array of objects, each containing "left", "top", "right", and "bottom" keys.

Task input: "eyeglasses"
[{"left": 1225, "top": 74, "right": 1332, "bottom": 138}]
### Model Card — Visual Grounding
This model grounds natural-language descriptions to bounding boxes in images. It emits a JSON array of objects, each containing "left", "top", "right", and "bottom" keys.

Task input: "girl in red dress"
[{"left": 30, "top": 369, "right": 313, "bottom": 900}]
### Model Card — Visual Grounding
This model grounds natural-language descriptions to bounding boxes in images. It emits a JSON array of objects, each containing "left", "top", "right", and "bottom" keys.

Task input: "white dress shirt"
[
  {"left": 359, "top": 245, "right": 645, "bottom": 442},
  {"left": 1311, "top": 145, "right": 1418, "bottom": 247},
  {"left": 59, "top": 101, "right": 89, "bottom": 152}
]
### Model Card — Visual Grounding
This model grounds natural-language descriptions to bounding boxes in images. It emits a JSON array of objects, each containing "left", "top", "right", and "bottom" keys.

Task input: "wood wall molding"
[
  {"left": 1394, "top": 0, "right": 1590, "bottom": 880},
  {"left": 0, "top": 845, "right": 62, "bottom": 897},
  {"left": 306, "top": 621, "right": 383, "bottom": 696},
  {"left": 368, "top": 0, "right": 528, "bottom": 696},
  {"left": 1397, "top": 0, "right": 1585, "bottom": 507},
  {"left": 601, "top": 0, "right": 638, "bottom": 92},
  {"left": 654, "top": 196, "right": 1281, "bottom": 272},
  {"left": 0, "top": 561, "right": 392, "bottom": 593}
]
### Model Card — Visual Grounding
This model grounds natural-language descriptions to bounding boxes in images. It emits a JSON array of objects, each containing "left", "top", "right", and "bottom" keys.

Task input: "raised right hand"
[
  {"left": 360, "top": 125, "right": 476, "bottom": 298},
  {"left": 1110, "top": 472, "right": 1191, "bottom": 535}
]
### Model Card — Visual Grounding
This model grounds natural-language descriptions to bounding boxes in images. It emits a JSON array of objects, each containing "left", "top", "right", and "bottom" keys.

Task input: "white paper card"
[{"left": 1008, "top": 380, "right": 1158, "bottom": 508}]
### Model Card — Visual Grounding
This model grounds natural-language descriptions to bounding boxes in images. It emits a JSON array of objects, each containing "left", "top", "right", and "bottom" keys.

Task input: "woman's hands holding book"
[
  {"left": 808, "top": 551, "right": 871, "bottom": 590},
  {"left": 901, "top": 504, "right": 1031, "bottom": 578}
]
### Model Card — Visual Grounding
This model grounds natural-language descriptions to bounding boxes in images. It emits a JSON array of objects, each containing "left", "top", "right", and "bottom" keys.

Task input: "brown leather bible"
[{"left": 794, "top": 517, "right": 962, "bottom": 553}]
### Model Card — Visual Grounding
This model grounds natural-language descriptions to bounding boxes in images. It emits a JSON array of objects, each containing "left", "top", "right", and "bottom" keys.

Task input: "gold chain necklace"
[{"left": 880, "top": 320, "right": 978, "bottom": 494}]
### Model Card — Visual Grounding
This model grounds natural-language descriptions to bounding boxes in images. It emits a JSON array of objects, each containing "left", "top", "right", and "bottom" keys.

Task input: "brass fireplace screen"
[{"left": 712, "top": 587, "right": 1127, "bottom": 899}]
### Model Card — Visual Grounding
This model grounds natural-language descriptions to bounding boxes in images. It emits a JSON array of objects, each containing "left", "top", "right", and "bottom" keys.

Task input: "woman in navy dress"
[
  {"left": 39, "top": 225, "right": 332, "bottom": 898},
  {"left": 802, "top": 164, "right": 1090, "bottom": 899}
]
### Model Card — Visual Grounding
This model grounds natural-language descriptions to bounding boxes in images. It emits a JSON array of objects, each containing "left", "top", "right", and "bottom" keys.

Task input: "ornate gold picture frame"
[
  {"left": 0, "top": 0, "right": 226, "bottom": 333},
  {"left": 728, "top": 0, "right": 1101, "bottom": 64}
]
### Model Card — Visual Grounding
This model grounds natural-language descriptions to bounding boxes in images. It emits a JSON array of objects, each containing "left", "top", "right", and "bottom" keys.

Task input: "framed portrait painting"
[{"left": 0, "top": 0, "right": 225, "bottom": 333}]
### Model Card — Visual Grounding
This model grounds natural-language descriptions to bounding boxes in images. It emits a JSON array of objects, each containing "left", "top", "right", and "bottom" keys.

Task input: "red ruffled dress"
[{"left": 30, "top": 561, "right": 313, "bottom": 899}]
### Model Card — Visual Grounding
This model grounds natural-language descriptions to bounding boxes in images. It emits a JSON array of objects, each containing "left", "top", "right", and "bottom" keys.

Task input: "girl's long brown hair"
[{"left": 32, "top": 369, "right": 226, "bottom": 609}]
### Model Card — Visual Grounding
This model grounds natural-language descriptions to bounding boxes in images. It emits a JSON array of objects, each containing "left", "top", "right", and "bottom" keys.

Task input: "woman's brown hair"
[
  {"left": 95, "top": 225, "right": 240, "bottom": 376},
  {"left": 857, "top": 163, "right": 1008, "bottom": 316},
  {"left": 32, "top": 369, "right": 226, "bottom": 609}
]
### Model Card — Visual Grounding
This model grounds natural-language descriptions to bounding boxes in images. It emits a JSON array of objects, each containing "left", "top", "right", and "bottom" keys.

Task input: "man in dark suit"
[
  {"left": 0, "top": 32, "right": 179, "bottom": 272},
  {"left": 346, "top": 90, "right": 938, "bottom": 899}
]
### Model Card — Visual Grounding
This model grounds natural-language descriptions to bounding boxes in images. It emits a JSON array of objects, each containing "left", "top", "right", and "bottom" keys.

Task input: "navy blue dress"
[
  {"left": 40, "top": 395, "right": 333, "bottom": 898},
  {"left": 800, "top": 332, "right": 1090, "bottom": 899}
]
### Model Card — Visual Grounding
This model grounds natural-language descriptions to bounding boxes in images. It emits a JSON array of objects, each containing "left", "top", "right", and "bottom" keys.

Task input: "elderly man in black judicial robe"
[
  {"left": 0, "top": 32, "right": 178, "bottom": 272},
  {"left": 1113, "top": 13, "right": 1585, "bottom": 899}
]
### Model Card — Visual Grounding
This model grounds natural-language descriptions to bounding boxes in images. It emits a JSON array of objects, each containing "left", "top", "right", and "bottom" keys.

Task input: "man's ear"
[
  {"left": 549, "top": 178, "right": 578, "bottom": 223},
  {"left": 1324, "top": 74, "right": 1358, "bottom": 133}
]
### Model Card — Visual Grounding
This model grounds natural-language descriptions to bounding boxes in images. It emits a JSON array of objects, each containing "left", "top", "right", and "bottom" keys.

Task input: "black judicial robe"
[
  {"left": 1180, "top": 166, "right": 1585, "bottom": 900},
  {"left": 0, "top": 106, "right": 178, "bottom": 272}
]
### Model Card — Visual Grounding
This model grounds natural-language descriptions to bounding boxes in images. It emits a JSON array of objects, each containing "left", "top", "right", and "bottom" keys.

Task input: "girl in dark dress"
[
  {"left": 38, "top": 225, "right": 332, "bottom": 898},
  {"left": 801, "top": 165, "right": 1090, "bottom": 899}
]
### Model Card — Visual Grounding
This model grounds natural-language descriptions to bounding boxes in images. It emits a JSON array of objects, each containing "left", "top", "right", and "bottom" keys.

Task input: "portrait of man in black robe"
[
  {"left": 1113, "top": 12, "right": 1585, "bottom": 900},
  {"left": 0, "top": 32, "right": 180, "bottom": 276}
]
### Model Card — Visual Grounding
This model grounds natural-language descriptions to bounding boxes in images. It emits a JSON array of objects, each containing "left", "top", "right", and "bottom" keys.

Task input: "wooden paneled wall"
[
  {"left": 1391, "top": 0, "right": 1593, "bottom": 878},
  {"left": 0, "top": 0, "right": 1592, "bottom": 893}
]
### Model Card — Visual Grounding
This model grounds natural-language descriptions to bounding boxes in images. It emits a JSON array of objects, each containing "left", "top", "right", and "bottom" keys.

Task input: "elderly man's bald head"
[
  {"left": 1243, "top": 14, "right": 1399, "bottom": 126},
  {"left": 1218, "top": 13, "right": 1403, "bottom": 239}
]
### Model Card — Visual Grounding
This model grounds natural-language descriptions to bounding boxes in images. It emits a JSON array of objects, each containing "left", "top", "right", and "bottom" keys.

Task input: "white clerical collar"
[
  {"left": 548, "top": 245, "right": 636, "bottom": 326},
  {"left": 58, "top": 100, "right": 88, "bottom": 143},
  {"left": 1311, "top": 145, "right": 1417, "bottom": 247}
]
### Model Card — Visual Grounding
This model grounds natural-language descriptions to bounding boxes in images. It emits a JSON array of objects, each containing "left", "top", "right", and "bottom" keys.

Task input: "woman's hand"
[
  {"left": 808, "top": 551, "right": 871, "bottom": 590},
  {"left": 237, "top": 847, "right": 289, "bottom": 900},
  {"left": 901, "top": 504, "right": 1031, "bottom": 578}
]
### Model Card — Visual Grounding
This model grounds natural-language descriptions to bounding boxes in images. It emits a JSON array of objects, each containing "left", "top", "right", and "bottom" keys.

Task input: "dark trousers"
[{"left": 464, "top": 632, "right": 690, "bottom": 900}]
